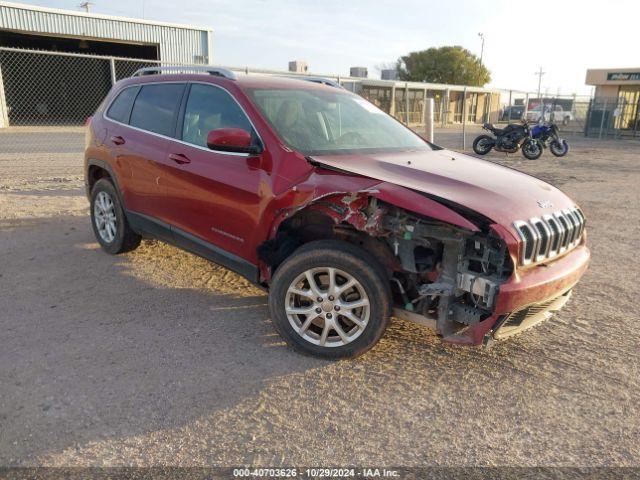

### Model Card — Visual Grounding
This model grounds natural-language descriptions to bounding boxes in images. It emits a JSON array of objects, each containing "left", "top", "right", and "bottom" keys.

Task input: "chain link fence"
[
  {"left": 584, "top": 96, "right": 640, "bottom": 139},
  {"left": 1, "top": 48, "right": 107, "bottom": 126},
  {"left": 112, "top": 58, "right": 159, "bottom": 82},
  {"left": 497, "top": 90, "right": 595, "bottom": 135},
  {"left": 1, "top": 46, "right": 638, "bottom": 161},
  {"left": 495, "top": 91, "right": 640, "bottom": 139},
  {"left": 0, "top": 47, "right": 489, "bottom": 156},
  {"left": 0, "top": 48, "right": 193, "bottom": 158},
  {"left": 0, "top": 47, "right": 165, "bottom": 127}
]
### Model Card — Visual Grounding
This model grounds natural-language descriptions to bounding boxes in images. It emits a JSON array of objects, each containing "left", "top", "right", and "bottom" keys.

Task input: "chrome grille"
[{"left": 513, "top": 207, "right": 585, "bottom": 265}]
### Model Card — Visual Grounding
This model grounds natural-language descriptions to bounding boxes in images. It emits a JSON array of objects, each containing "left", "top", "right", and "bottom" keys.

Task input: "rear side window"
[
  {"left": 130, "top": 83, "right": 185, "bottom": 136},
  {"left": 181, "top": 83, "right": 254, "bottom": 148},
  {"left": 106, "top": 87, "right": 138, "bottom": 123}
]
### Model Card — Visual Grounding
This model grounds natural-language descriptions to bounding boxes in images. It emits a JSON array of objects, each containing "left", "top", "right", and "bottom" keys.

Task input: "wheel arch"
[
  {"left": 258, "top": 192, "right": 399, "bottom": 282},
  {"left": 85, "top": 159, "right": 122, "bottom": 200},
  {"left": 257, "top": 183, "right": 479, "bottom": 283}
]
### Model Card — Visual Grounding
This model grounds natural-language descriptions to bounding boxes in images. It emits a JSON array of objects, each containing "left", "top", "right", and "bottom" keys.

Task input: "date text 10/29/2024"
[{"left": 233, "top": 468, "right": 400, "bottom": 478}]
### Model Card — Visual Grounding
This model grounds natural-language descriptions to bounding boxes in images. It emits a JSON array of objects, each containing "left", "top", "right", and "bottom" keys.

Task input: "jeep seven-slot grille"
[{"left": 513, "top": 207, "right": 585, "bottom": 265}]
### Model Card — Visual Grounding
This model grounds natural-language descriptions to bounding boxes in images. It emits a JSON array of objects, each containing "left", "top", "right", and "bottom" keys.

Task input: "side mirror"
[{"left": 206, "top": 128, "right": 261, "bottom": 155}]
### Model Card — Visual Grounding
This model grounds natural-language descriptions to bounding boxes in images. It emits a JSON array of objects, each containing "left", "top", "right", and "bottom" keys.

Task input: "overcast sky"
[{"left": 14, "top": 0, "right": 639, "bottom": 95}]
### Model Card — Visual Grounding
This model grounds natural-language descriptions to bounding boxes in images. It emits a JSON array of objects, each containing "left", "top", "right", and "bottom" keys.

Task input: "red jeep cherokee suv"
[{"left": 85, "top": 66, "right": 590, "bottom": 358}]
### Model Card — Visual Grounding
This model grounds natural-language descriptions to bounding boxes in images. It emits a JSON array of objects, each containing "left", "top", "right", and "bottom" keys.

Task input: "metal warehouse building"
[{"left": 0, "top": 1, "right": 212, "bottom": 127}]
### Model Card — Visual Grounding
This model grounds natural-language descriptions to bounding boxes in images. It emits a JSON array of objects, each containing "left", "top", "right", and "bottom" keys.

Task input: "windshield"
[{"left": 246, "top": 88, "right": 432, "bottom": 155}]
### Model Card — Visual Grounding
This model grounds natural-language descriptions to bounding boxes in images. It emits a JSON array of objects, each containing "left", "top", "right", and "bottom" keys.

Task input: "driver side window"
[{"left": 181, "top": 84, "right": 254, "bottom": 148}]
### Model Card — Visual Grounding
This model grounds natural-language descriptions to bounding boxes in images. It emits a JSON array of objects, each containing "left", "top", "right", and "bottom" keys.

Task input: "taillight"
[{"left": 85, "top": 116, "right": 93, "bottom": 126}]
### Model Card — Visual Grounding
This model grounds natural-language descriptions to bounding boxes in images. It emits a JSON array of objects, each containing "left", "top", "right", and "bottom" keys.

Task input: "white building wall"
[{"left": 0, "top": 1, "right": 212, "bottom": 64}]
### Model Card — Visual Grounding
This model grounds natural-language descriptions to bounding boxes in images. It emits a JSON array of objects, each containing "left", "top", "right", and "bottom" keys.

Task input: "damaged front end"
[
  {"left": 381, "top": 207, "right": 513, "bottom": 344},
  {"left": 261, "top": 188, "right": 515, "bottom": 345}
]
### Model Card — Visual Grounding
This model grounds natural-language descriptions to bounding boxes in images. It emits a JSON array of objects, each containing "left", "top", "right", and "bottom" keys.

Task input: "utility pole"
[
  {"left": 477, "top": 32, "right": 485, "bottom": 85},
  {"left": 78, "top": 1, "right": 93, "bottom": 12},
  {"left": 535, "top": 66, "right": 545, "bottom": 107}
]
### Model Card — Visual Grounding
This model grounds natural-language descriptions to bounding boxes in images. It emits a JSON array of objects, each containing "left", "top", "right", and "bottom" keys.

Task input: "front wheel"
[
  {"left": 550, "top": 139, "right": 569, "bottom": 157},
  {"left": 269, "top": 240, "right": 391, "bottom": 359},
  {"left": 473, "top": 135, "right": 494, "bottom": 155},
  {"left": 521, "top": 139, "right": 543, "bottom": 160}
]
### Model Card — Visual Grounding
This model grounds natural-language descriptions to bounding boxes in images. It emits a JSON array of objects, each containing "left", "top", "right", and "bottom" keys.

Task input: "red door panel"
[
  {"left": 162, "top": 142, "right": 265, "bottom": 260},
  {"left": 112, "top": 125, "right": 171, "bottom": 222},
  {"left": 101, "top": 82, "right": 186, "bottom": 223}
]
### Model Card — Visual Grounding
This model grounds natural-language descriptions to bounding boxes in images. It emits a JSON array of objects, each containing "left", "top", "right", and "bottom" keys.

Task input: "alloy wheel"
[
  {"left": 285, "top": 267, "right": 370, "bottom": 347},
  {"left": 93, "top": 191, "right": 117, "bottom": 243}
]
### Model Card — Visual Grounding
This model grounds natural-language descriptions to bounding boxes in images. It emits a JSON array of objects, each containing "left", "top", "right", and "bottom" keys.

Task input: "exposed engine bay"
[
  {"left": 379, "top": 202, "right": 512, "bottom": 338},
  {"left": 261, "top": 194, "right": 514, "bottom": 341}
]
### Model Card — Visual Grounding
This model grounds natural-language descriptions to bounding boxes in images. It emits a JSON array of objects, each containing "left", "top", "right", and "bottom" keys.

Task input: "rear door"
[
  {"left": 162, "top": 82, "right": 265, "bottom": 264},
  {"left": 124, "top": 82, "right": 186, "bottom": 225},
  {"left": 102, "top": 84, "right": 139, "bottom": 197}
]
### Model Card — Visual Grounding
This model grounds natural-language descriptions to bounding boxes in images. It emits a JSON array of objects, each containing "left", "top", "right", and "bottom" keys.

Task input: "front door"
[{"left": 163, "top": 83, "right": 266, "bottom": 265}]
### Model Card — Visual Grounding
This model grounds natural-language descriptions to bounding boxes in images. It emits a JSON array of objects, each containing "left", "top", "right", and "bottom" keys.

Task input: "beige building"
[
  {"left": 586, "top": 68, "right": 640, "bottom": 99},
  {"left": 355, "top": 79, "right": 501, "bottom": 126},
  {"left": 586, "top": 68, "right": 640, "bottom": 133},
  {"left": 288, "top": 60, "right": 309, "bottom": 74}
]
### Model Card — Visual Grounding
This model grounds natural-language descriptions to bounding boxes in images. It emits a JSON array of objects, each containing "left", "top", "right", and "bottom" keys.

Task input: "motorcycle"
[
  {"left": 530, "top": 122, "right": 569, "bottom": 157},
  {"left": 473, "top": 121, "right": 543, "bottom": 160}
]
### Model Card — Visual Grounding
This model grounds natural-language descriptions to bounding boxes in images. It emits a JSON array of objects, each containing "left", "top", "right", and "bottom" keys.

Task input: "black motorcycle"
[{"left": 473, "top": 122, "right": 543, "bottom": 160}]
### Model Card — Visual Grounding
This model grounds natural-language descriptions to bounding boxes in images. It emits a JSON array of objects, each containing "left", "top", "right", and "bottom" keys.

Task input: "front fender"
[
  {"left": 258, "top": 174, "right": 481, "bottom": 283},
  {"left": 265, "top": 177, "right": 479, "bottom": 243},
  {"left": 370, "top": 182, "right": 480, "bottom": 232}
]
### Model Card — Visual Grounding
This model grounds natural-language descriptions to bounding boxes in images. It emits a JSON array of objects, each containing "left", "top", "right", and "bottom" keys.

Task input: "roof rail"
[
  {"left": 285, "top": 76, "right": 344, "bottom": 89},
  {"left": 132, "top": 66, "right": 237, "bottom": 80}
]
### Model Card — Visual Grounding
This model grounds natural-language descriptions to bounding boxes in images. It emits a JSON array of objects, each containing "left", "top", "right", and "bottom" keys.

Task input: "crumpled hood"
[{"left": 310, "top": 149, "right": 577, "bottom": 231}]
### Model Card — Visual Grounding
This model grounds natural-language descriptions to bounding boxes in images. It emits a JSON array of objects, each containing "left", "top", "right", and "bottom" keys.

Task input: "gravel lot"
[{"left": 1, "top": 127, "right": 639, "bottom": 468}]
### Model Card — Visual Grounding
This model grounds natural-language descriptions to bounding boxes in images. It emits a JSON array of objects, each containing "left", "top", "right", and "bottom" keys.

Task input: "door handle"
[
  {"left": 168, "top": 153, "right": 191, "bottom": 165},
  {"left": 110, "top": 135, "right": 125, "bottom": 145}
]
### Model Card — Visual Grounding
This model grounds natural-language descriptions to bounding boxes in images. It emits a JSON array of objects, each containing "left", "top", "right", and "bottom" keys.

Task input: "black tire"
[
  {"left": 269, "top": 239, "right": 391, "bottom": 359},
  {"left": 90, "top": 178, "right": 141, "bottom": 254},
  {"left": 550, "top": 139, "right": 569, "bottom": 157},
  {"left": 472, "top": 135, "right": 494, "bottom": 155},
  {"left": 521, "top": 139, "right": 543, "bottom": 160}
]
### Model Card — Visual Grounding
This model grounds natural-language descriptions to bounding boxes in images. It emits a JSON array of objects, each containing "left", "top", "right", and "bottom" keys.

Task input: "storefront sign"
[{"left": 607, "top": 72, "right": 640, "bottom": 81}]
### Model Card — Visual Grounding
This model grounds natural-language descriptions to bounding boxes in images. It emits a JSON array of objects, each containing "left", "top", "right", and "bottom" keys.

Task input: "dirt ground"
[{"left": 1, "top": 127, "right": 639, "bottom": 468}]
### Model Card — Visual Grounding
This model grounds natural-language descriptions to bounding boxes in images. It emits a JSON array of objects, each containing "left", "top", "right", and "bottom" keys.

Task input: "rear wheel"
[
  {"left": 90, "top": 178, "right": 141, "bottom": 254},
  {"left": 473, "top": 135, "right": 494, "bottom": 155},
  {"left": 521, "top": 139, "right": 543, "bottom": 160},
  {"left": 550, "top": 139, "right": 569, "bottom": 157},
  {"left": 269, "top": 240, "right": 391, "bottom": 359}
]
